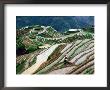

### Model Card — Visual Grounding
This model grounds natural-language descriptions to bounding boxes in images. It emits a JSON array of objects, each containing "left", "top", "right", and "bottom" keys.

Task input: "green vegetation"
[
  {"left": 33, "top": 40, "right": 43, "bottom": 46},
  {"left": 16, "top": 25, "right": 94, "bottom": 74},
  {"left": 29, "top": 34, "right": 36, "bottom": 39},
  {"left": 16, "top": 60, "right": 26, "bottom": 74},
  {"left": 83, "top": 27, "right": 94, "bottom": 33},
  {"left": 16, "top": 36, "right": 24, "bottom": 49},
  {"left": 16, "top": 36, "right": 26, "bottom": 55},
  {"left": 84, "top": 68, "right": 94, "bottom": 74},
  {"left": 26, "top": 45, "right": 38, "bottom": 53},
  {"left": 29, "top": 56, "right": 36, "bottom": 67}
]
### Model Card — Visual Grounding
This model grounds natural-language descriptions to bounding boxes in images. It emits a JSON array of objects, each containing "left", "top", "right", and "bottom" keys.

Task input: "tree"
[
  {"left": 26, "top": 45, "right": 38, "bottom": 53},
  {"left": 16, "top": 36, "right": 26, "bottom": 55}
]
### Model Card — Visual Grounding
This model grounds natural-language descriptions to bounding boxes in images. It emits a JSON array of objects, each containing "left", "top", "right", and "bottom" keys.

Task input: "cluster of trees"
[
  {"left": 16, "top": 36, "right": 26, "bottom": 56},
  {"left": 16, "top": 60, "right": 26, "bottom": 74},
  {"left": 83, "top": 27, "right": 94, "bottom": 33},
  {"left": 16, "top": 36, "right": 42, "bottom": 56}
]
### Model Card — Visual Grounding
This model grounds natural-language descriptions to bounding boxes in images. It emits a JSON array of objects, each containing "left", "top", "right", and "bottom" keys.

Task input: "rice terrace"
[{"left": 16, "top": 16, "right": 94, "bottom": 74}]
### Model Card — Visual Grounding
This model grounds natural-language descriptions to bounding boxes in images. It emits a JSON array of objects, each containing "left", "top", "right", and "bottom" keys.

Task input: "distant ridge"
[{"left": 16, "top": 16, "right": 94, "bottom": 32}]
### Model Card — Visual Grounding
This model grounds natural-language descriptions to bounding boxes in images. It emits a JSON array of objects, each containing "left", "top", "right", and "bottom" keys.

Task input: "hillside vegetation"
[{"left": 16, "top": 25, "right": 94, "bottom": 74}]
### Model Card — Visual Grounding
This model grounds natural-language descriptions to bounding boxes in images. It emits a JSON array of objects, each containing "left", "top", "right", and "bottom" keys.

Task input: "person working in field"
[
  {"left": 64, "top": 55, "right": 68, "bottom": 64},
  {"left": 64, "top": 54, "right": 76, "bottom": 65}
]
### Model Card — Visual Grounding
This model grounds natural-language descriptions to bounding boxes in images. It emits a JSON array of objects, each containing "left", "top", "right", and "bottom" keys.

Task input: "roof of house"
[{"left": 68, "top": 29, "right": 81, "bottom": 31}]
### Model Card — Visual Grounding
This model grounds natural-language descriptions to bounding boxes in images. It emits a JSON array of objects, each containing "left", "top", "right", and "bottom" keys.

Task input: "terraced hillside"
[
  {"left": 33, "top": 39, "right": 94, "bottom": 74},
  {"left": 16, "top": 25, "right": 94, "bottom": 74}
]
